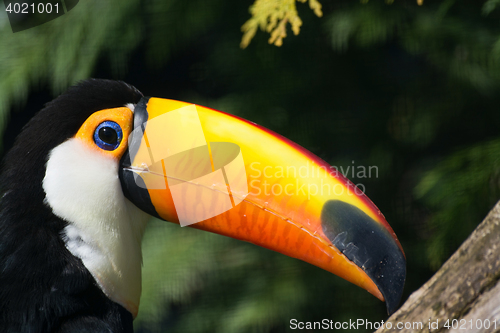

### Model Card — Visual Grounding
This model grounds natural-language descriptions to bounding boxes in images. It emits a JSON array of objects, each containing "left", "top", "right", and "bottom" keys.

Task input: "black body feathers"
[{"left": 0, "top": 79, "right": 142, "bottom": 333}]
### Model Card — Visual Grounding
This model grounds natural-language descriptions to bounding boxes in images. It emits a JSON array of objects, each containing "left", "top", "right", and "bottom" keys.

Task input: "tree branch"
[{"left": 377, "top": 201, "right": 500, "bottom": 333}]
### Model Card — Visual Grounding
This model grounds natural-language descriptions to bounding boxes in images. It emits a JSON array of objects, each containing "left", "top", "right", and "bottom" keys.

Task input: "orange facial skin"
[{"left": 75, "top": 107, "right": 134, "bottom": 162}]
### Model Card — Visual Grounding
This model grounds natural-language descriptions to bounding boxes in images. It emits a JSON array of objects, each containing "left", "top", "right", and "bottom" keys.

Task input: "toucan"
[{"left": 0, "top": 79, "right": 405, "bottom": 332}]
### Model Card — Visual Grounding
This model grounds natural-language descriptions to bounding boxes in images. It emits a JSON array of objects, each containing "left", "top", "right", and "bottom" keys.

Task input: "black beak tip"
[
  {"left": 321, "top": 200, "right": 406, "bottom": 315},
  {"left": 378, "top": 256, "right": 406, "bottom": 315}
]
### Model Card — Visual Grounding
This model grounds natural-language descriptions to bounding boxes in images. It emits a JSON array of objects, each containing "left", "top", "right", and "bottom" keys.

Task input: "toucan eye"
[{"left": 93, "top": 121, "right": 123, "bottom": 151}]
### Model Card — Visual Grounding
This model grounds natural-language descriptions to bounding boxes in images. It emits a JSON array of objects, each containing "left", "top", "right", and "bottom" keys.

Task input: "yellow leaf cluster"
[
  {"left": 385, "top": 0, "right": 424, "bottom": 4},
  {"left": 240, "top": 0, "right": 323, "bottom": 48}
]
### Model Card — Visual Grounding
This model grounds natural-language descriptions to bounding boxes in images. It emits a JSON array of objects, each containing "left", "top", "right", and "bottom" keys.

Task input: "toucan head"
[{"left": 11, "top": 79, "right": 405, "bottom": 319}]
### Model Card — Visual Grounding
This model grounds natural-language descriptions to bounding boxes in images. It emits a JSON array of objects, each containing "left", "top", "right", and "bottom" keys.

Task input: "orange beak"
[{"left": 119, "top": 97, "right": 405, "bottom": 314}]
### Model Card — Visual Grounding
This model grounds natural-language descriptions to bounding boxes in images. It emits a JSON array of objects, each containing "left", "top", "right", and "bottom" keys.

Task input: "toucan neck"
[{"left": 43, "top": 138, "right": 150, "bottom": 317}]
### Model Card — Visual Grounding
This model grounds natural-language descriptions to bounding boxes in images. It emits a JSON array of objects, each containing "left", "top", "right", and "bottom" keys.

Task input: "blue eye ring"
[{"left": 93, "top": 121, "right": 123, "bottom": 151}]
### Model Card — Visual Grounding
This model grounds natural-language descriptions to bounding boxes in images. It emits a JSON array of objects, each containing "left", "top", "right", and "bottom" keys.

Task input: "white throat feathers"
[{"left": 43, "top": 138, "right": 149, "bottom": 317}]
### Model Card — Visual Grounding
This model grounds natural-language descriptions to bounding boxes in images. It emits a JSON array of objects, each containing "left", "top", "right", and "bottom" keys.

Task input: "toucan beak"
[{"left": 119, "top": 97, "right": 406, "bottom": 314}]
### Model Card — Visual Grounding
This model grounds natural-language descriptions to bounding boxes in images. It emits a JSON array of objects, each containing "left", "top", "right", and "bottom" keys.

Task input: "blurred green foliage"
[
  {"left": 1, "top": 0, "right": 500, "bottom": 332},
  {"left": 415, "top": 138, "right": 500, "bottom": 269}
]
